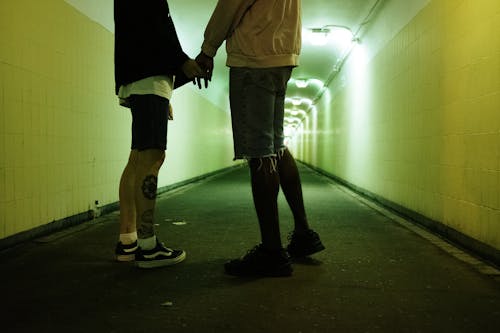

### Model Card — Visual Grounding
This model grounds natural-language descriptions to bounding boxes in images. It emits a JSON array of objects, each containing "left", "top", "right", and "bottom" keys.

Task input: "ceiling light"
[
  {"left": 309, "top": 28, "right": 330, "bottom": 46},
  {"left": 307, "top": 78, "right": 326, "bottom": 89},
  {"left": 285, "top": 109, "right": 307, "bottom": 118},
  {"left": 294, "top": 79, "right": 309, "bottom": 89},
  {"left": 284, "top": 117, "right": 301, "bottom": 124},
  {"left": 289, "top": 78, "right": 326, "bottom": 91},
  {"left": 285, "top": 98, "right": 313, "bottom": 112},
  {"left": 306, "top": 25, "right": 355, "bottom": 48}
]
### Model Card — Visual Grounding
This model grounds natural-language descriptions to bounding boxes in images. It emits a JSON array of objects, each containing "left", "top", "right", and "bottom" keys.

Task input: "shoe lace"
[{"left": 158, "top": 241, "right": 174, "bottom": 252}]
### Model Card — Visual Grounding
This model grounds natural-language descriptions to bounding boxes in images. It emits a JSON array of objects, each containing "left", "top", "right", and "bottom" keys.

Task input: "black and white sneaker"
[
  {"left": 115, "top": 241, "right": 138, "bottom": 262},
  {"left": 135, "top": 240, "right": 186, "bottom": 269}
]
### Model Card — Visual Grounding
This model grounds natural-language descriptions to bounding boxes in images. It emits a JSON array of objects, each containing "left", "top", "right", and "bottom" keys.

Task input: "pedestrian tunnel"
[{"left": 0, "top": 2, "right": 499, "bottom": 330}]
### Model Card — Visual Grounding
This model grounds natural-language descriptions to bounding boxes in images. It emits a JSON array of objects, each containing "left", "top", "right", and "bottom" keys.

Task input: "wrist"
[{"left": 201, "top": 44, "right": 216, "bottom": 58}]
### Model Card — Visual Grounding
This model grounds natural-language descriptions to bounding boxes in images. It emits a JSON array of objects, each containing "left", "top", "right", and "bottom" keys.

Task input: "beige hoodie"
[{"left": 201, "top": 0, "right": 301, "bottom": 68}]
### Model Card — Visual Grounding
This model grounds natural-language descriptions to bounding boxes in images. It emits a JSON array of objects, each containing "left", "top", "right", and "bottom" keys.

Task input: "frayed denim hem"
[
  {"left": 236, "top": 152, "right": 285, "bottom": 174},
  {"left": 233, "top": 146, "right": 287, "bottom": 161}
]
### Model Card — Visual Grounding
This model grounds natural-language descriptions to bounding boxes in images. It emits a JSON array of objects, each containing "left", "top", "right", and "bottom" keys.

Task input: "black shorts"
[{"left": 129, "top": 94, "right": 169, "bottom": 151}]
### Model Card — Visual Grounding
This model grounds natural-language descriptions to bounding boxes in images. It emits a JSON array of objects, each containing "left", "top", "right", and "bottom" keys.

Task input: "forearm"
[{"left": 202, "top": 0, "right": 255, "bottom": 57}]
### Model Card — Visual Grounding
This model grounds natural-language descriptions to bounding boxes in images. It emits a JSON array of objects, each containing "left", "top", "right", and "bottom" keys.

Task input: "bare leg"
[
  {"left": 118, "top": 149, "right": 165, "bottom": 238},
  {"left": 277, "top": 148, "right": 310, "bottom": 232},
  {"left": 277, "top": 149, "right": 325, "bottom": 257},
  {"left": 119, "top": 150, "right": 138, "bottom": 235},
  {"left": 134, "top": 149, "right": 165, "bottom": 239},
  {"left": 249, "top": 157, "right": 282, "bottom": 251}
]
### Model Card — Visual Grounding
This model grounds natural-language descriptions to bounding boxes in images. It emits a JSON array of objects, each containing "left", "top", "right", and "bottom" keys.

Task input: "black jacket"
[{"left": 114, "top": 0, "right": 190, "bottom": 95}]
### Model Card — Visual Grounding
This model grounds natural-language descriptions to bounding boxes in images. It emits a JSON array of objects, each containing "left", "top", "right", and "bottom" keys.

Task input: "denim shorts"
[
  {"left": 129, "top": 94, "right": 169, "bottom": 151},
  {"left": 229, "top": 66, "right": 292, "bottom": 160}
]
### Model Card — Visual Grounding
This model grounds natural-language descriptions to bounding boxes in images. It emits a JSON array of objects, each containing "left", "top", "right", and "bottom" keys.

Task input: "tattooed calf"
[
  {"left": 138, "top": 209, "right": 155, "bottom": 238},
  {"left": 142, "top": 175, "right": 158, "bottom": 200}
]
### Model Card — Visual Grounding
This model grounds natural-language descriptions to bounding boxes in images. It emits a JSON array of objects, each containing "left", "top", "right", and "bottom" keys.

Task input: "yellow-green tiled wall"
[
  {"left": 293, "top": 0, "right": 500, "bottom": 250},
  {"left": 0, "top": 0, "right": 234, "bottom": 239}
]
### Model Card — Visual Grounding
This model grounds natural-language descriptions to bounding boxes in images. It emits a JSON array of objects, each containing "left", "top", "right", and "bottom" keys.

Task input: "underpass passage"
[{"left": 1, "top": 164, "right": 499, "bottom": 333}]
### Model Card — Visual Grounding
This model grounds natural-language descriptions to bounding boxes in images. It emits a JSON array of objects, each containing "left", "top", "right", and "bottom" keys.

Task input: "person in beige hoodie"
[{"left": 197, "top": 0, "right": 325, "bottom": 277}]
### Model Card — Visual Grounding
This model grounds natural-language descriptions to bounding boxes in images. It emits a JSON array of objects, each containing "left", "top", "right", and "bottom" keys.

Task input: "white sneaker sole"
[
  {"left": 136, "top": 251, "right": 186, "bottom": 269},
  {"left": 116, "top": 254, "right": 136, "bottom": 262}
]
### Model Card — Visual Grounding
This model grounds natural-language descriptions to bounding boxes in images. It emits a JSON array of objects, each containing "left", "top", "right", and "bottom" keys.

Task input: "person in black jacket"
[{"left": 113, "top": 0, "right": 206, "bottom": 268}]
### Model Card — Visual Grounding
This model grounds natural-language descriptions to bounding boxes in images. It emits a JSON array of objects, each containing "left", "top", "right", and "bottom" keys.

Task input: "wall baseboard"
[
  {"left": 300, "top": 161, "right": 500, "bottom": 268},
  {"left": 0, "top": 164, "right": 243, "bottom": 251}
]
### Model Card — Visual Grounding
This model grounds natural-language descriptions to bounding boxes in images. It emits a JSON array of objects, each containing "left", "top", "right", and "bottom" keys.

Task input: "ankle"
[
  {"left": 261, "top": 243, "right": 284, "bottom": 252},
  {"left": 119, "top": 231, "right": 137, "bottom": 245},
  {"left": 294, "top": 223, "right": 310, "bottom": 233},
  {"left": 138, "top": 235, "right": 157, "bottom": 250}
]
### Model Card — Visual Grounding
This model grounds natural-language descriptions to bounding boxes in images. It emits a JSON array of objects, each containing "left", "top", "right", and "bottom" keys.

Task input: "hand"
[
  {"left": 181, "top": 58, "right": 204, "bottom": 79},
  {"left": 168, "top": 103, "right": 173, "bottom": 120},
  {"left": 181, "top": 58, "right": 211, "bottom": 89},
  {"left": 195, "top": 52, "right": 214, "bottom": 89}
]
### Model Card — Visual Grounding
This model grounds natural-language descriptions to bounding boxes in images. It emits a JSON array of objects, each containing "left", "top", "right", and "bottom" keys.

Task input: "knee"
[
  {"left": 151, "top": 151, "right": 165, "bottom": 171},
  {"left": 137, "top": 149, "right": 165, "bottom": 172},
  {"left": 155, "top": 151, "right": 166, "bottom": 167}
]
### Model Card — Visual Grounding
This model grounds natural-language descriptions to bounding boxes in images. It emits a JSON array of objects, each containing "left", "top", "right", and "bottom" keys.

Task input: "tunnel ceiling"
[{"left": 66, "top": 0, "right": 380, "bottom": 128}]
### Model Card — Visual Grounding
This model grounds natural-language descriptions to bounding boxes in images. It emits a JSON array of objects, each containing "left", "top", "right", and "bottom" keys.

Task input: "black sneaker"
[
  {"left": 287, "top": 229, "right": 325, "bottom": 258},
  {"left": 224, "top": 244, "right": 292, "bottom": 277},
  {"left": 135, "top": 240, "right": 186, "bottom": 269},
  {"left": 115, "top": 241, "right": 138, "bottom": 262}
]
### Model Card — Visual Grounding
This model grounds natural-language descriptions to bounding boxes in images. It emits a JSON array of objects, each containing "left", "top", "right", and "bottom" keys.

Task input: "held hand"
[
  {"left": 168, "top": 103, "right": 173, "bottom": 120},
  {"left": 181, "top": 58, "right": 211, "bottom": 89},
  {"left": 181, "top": 58, "right": 204, "bottom": 80},
  {"left": 195, "top": 52, "right": 214, "bottom": 89}
]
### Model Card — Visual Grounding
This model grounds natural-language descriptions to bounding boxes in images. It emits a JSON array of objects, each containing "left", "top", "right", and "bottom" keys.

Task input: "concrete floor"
[{"left": 2, "top": 165, "right": 500, "bottom": 333}]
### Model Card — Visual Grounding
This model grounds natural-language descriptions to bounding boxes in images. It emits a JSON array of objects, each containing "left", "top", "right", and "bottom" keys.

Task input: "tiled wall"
[
  {"left": 0, "top": 0, "right": 234, "bottom": 239},
  {"left": 292, "top": 0, "right": 500, "bottom": 250}
]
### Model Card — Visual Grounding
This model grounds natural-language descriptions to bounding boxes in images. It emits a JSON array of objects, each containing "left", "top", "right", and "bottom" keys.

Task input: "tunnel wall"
[
  {"left": 0, "top": 0, "right": 235, "bottom": 242},
  {"left": 291, "top": 0, "right": 500, "bottom": 255}
]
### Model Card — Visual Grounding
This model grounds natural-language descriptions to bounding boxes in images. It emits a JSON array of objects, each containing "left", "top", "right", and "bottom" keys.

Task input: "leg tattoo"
[
  {"left": 141, "top": 175, "right": 158, "bottom": 200},
  {"left": 137, "top": 209, "right": 155, "bottom": 238}
]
